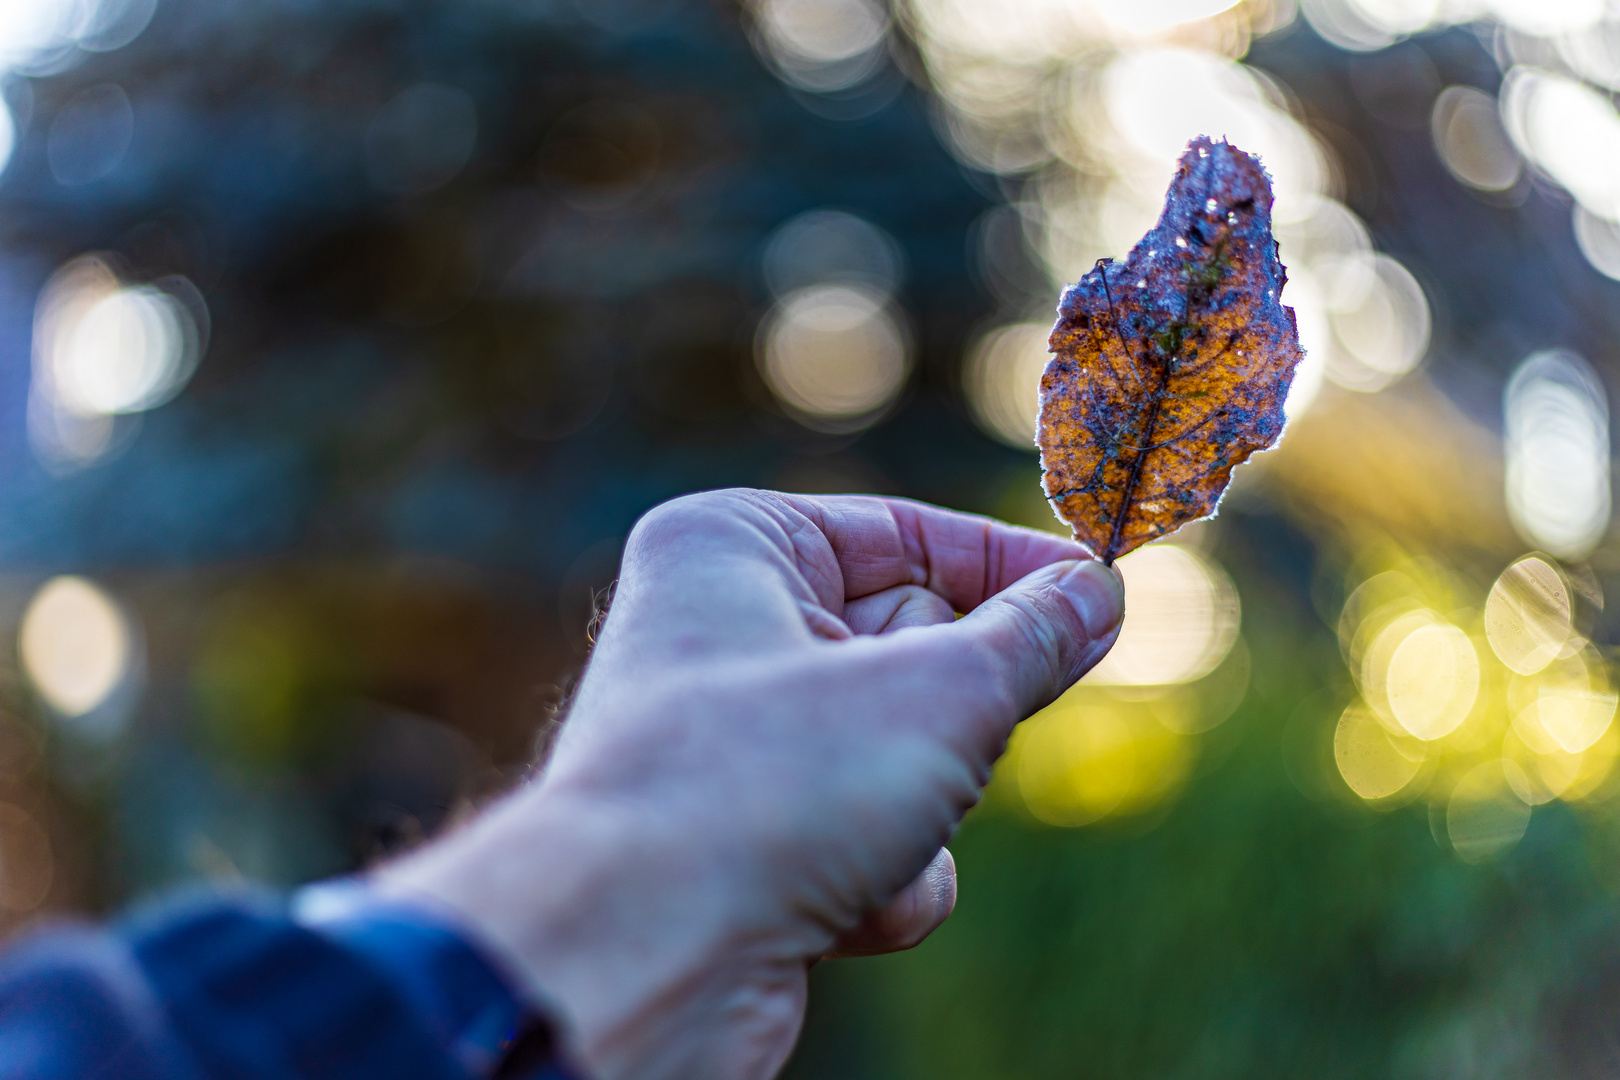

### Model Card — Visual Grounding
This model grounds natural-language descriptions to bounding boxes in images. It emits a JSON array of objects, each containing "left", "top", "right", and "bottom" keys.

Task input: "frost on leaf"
[{"left": 1038, "top": 136, "right": 1303, "bottom": 564}]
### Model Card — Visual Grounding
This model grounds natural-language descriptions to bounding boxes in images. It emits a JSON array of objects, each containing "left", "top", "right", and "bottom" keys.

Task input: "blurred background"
[{"left": 1, "top": 0, "right": 1620, "bottom": 1074}]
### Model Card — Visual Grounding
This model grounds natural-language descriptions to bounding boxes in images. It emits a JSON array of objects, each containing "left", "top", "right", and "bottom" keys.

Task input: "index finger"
[{"left": 773, "top": 493, "right": 1092, "bottom": 613}]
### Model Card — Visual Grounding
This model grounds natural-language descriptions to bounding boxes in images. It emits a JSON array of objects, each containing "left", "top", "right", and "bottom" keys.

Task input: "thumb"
[
  {"left": 929, "top": 558, "right": 1125, "bottom": 722},
  {"left": 823, "top": 847, "right": 957, "bottom": 958}
]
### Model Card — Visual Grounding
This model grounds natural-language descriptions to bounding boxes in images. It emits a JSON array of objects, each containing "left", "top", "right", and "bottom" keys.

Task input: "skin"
[{"left": 373, "top": 489, "right": 1125, "bottom": 1080}]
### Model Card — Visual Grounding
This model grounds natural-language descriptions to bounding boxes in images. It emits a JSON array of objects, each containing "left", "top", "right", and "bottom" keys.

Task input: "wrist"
[{"left": 369, "top": 780, "right": 755, "bottom": 1079}]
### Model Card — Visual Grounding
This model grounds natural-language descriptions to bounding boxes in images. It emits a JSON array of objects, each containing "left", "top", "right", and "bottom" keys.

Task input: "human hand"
[{"left": 374, "top": 490, "right": 1123, "bottom": 1080}]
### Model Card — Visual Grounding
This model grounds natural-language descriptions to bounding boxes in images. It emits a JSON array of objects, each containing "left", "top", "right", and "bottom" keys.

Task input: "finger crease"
[
  {"left": 980, "top": 519, "right": 994, "bottom": 606},
  {"left": 896, "top": 507, "right": 931, "bottom": 591}
]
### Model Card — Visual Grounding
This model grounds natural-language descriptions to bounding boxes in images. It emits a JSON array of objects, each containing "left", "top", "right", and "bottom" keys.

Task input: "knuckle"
[{"left": 626, "top": 488, "right": 763, "bottom": 550}]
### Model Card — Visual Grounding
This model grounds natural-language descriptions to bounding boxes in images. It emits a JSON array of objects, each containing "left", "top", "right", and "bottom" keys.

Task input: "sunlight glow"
[{"left": 1099, "top": 47, "right": 1327, "bottom": 226}]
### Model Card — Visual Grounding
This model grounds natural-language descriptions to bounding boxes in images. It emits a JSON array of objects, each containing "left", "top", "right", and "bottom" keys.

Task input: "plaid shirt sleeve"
[{"left": 0, "top": 886, "right": 587, "bottom": 1080}]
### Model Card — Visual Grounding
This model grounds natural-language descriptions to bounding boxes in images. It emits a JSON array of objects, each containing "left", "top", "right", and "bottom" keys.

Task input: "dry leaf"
[{"left": 1038, "top": 137, "right": 1303, "bottom": 564}]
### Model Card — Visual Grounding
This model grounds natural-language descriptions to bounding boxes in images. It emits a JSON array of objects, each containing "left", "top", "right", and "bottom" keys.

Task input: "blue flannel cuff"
[
  {"left": 118, "top": 885, "right": 586, "bottom": 1080},
  {"left": 293, "top": 881, "right": 589, "bottom": 1080}
]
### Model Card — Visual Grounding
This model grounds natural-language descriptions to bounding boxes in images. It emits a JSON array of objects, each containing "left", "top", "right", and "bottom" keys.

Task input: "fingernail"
[
  {"left": 1057, "top": 560, "right": 1125, "bottom": 640},
  {"left": 926, "top": 848, "right": 958, "bottom": 917}
]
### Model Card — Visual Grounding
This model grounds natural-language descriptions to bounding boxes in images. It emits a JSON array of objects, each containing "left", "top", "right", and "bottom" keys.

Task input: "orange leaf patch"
[{"left": 1038, "top": 137, "right": 1303, "bottom": 564}]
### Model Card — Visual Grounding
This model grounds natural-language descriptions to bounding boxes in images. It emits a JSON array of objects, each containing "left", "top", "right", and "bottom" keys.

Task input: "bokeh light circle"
[
  {"left": 1504, "top": 349, "right": 1610, "bottom": 560},
  {"left": 1485, "top": 556, "right": 1572, "bottom": 676},
  {"left": 1096, "top": 0, "right": 1243, "bottom": 35},
  {"left": 0, "top": 804, "right": 53, "bottom": 914},
  {"left": 36, "top": 256, "right": 203, "bottom": 414},
  {"left": 1334, "top": 702, "right": 1425, "bottom": 801},
  {"left": 19, "top": 576, "right": 131, "bottom": 718},
  {"left": 1487, "top": 0, "right": 1604, "bottom": 37},
  {"left": 751, "top": 0, "right": 889, "bottom": 91},
  {"left": 1384, "top": 622, "right": 1479, "bottom": 741},
  {"left": 1530, "top": 653, "right": 1617, "bottom": 754},
  {"left": 1574, "top": 204, "right": 1620, "bottom": 281},
  {"left": 964, "top": 321, "right": 1049, "bottom": 449},
  {"left": 1501, "top": 67, "right": 1620, "bottom": 223},
  {"left": 47, "top": 83, "right": 134, "bottom": 187},
  {"left": 758, "top": 284, "right": 909, "bottom": 429},
  {"left": 0, "top": 97, "right": 14, "bottom": 180},
  {"left": 1431, "top": 85, "right": 1522, "bottom": 192},
  {"left": 1016, "top": 704, "right": 1137, "bottom": 827},
  {"left": 1446, "top": 760, "right": 1532, "bottom": 862},
  {"left": 1320, "top": 253, "right": 1431, "bottom": 391},
  {"left": 1557, "top": 17, "right": 1620, "bottom": 91},
  {"left": 1503, "top": 727, "right": 1583, "bottom": 805},
  {"left": 56, "top": 285, "right": 191, "bottom": 415},
  {"left": 30, "top": 256, "right": 206, "bottom": 468}
]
